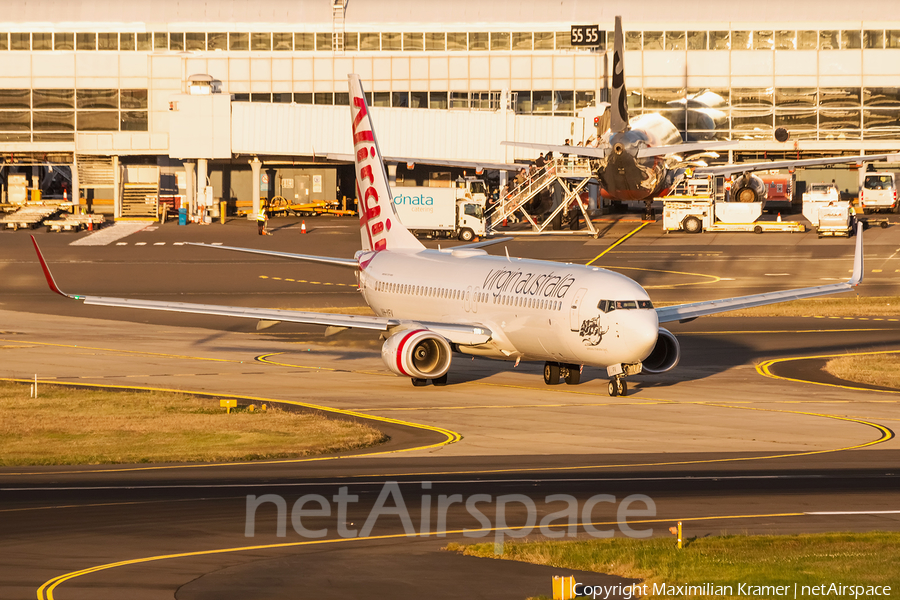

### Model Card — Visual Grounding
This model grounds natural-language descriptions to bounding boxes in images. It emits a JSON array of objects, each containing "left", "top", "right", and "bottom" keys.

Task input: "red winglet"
[{"left": 31, "top": 236, "right": 72, "bottom": 298}]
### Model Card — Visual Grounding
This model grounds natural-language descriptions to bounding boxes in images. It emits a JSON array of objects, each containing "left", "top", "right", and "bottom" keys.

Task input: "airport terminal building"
[{"left": 1, "top": 1, "right": 899, "bottom": 215}]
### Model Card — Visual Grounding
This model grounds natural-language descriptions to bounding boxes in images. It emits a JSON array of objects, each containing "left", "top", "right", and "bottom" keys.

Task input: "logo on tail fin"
[
  {"left": 351, "top": 96, "right": 389, "bottom": 251},
  {"left": 349, "top": 75, "right": 423, "bottom": 252},
  {"left": 610, "top": 16, "right": 630, "bottom": 133}
]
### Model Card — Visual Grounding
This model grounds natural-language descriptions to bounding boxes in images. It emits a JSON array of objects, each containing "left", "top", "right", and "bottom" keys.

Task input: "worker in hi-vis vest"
[{"left": 257, "top": 203, "right": 269, "bottom": 235}]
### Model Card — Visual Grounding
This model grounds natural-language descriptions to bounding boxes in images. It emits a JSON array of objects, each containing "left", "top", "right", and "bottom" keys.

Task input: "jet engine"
[
  {"left": 730, "top": 173, "right": 768, "bottom": 203},
  {"left": 382, "top": 329, "right": 452, "bottom": 380},
  {"left": 641, "top": 328, "right": 680, "bottom": 374}
]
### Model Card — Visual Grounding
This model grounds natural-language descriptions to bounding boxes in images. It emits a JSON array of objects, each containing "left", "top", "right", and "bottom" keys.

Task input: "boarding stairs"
[{"left": 489, "top": 157, "right": 597, "bottom": 235}]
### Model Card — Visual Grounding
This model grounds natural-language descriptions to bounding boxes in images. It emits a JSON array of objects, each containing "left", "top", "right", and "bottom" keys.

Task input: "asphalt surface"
[{"left": 2, "top": 214, "right": 900, "bottom": 599}]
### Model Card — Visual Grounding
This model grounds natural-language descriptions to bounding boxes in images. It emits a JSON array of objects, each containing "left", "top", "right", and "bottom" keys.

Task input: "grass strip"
[
  {"left": 449, "top": 532, "right": 900, "bottom": 599},
  {"left": 0, "top": 381, "right": 385, "bottom": 465},
  {"left": 825, "top": 353, "right": 900, "bottom": 389}
]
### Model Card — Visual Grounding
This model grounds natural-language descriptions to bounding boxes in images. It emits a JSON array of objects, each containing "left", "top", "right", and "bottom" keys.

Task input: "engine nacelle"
[
  {"left": 382, "top": 329, "right": 452, "bottom": 379},
  {"left": 641, "top": 328, "right": 680, "bottom": 374},
  {"left": 731, "top": 173, "right": 768, "bottom": 203}
]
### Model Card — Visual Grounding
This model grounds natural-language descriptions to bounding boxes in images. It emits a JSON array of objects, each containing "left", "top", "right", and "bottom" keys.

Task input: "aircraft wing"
[
  {"left": 31, "top": 237, "right": 492, "bottom": 344},
  {"left": 655, "top": 224, "right": 864, "bottom": 324},
  {"left": 326, "top": 153, "right": 522, "bottom": 172},
  {"left": 694, "top": 153, "right": 900, "bottom": 178},
  {"left": 501, "top": 140, "right": 734, "bottom": 159},
  {"left": 185, "top": 243, "right": 358, "bottom": 268},
  {"left": 501, "top": 141, "right": 609, "bottom": 158}
]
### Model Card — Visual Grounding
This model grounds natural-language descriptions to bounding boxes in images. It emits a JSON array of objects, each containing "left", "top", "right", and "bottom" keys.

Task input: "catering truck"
[{"left": 391, "top": 177, "right": 487, "bottom": 241}]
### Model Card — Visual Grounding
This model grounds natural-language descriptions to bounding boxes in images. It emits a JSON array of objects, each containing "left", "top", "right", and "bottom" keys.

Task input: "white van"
[{"left": 859, "top": 172, "right": 898, "bottom": 214}]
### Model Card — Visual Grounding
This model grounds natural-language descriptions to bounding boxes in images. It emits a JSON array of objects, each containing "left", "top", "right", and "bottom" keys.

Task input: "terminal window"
[
  {"left": 10, "top": 33, "right": 30, "bottom": 51},
  {"left": 315, "top": 33, "right": 332, "bottom": 51},
  {"left": 425, "top": 33, "right": 445, "bottom": 51},
  {"left": 33, "top": 33, "right": 52, "bottom": 51},
  {"left": 447, "top": 33, "right": 467, "bottom": 51},
  {"left": 359, "top": 33, "right": 379, "bottom": 51},
  {"left": 54, "top": 33, "right": 73, "bottom": 50},
  {"left": 229, "top": 32, "right": 248, "bottom": 51},
  {"left": 403, "top": 32, "right": 423, "bottom": 51},
  {"left": 207, "top": 32, "right": 226, "bottom": 51},
  {"left": 534, "top": 32, "right": 553, "bottom": 50},
  {"left": 185, "top": 33, "right": 205, "bottom": 51},
  {"left": 273, "top": 33, "right": 292, "bottom": 51},
  {"left": 491, "top": 32, "right": 510, "bottom": 51},
  {"left": 252, "top": 33, "right": 272, "bottom": 51},
  {"left": 382, "top": 32, "right": 401, "bottom": 51},
  {"left": 99, "top": 33, "right": 118, "bottom": 51},
  {"left": 120, "top": 33, "right": 136, "bottom": 51},
  {"left": 687, "top": 31, "right": 707, "bottom": 50}
]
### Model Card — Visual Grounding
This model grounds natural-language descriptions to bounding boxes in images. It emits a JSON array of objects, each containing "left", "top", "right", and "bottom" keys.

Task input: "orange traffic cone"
[
  {"left": 777, "top": 212, "right": 782, "bottom": 222},
  {"left": 301, "top": 220, "right": 307, "bottom": 234}
]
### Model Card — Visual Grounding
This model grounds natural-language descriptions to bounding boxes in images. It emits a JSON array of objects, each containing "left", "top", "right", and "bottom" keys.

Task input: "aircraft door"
[
  {"left": 465, "top": 286, "right": 473, "bottom": 313},
  {"left": 569, "top": 288, "right": 588, "bottom": 331}
]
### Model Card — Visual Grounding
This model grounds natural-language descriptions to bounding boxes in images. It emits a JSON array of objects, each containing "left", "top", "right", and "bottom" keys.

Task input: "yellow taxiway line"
[
  {"left": 757, "top": 350, "right": 900, "bottom": 395},
  {"left": 585, "top": 222, "right": 649, "bottom": 265},
  {"left": 37, "top": 510, "right": 862, "bottom": 600}
]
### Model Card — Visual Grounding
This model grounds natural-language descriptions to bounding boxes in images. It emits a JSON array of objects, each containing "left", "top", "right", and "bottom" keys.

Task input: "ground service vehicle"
[
  {"left": 759, "top": 173, "right": 795, "bottom": 213},
  {"left": 392, "top": 177, "right": 487, "bottom": 241},
  {"left": 859, "top": 172, "right": 898, "bottom": 214}
]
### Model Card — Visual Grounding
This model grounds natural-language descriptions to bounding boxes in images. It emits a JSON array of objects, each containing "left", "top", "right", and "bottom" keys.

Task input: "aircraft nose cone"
[{"left": 633, "top": 311, "right": 660, "bottom": 360}]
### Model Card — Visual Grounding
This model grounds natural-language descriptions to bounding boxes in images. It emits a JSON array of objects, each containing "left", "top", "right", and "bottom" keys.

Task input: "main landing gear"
[
  {"left": 411, "top": 373, "right": 449, "bottom": 387},
  {"left": 543, "top": 361, "right": 582, "bottom": 385}
]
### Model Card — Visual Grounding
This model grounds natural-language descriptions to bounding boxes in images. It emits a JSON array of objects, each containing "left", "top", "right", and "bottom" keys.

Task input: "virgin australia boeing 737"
[{"left": 33, "top": 74, "right": 864, "bottom": 396}]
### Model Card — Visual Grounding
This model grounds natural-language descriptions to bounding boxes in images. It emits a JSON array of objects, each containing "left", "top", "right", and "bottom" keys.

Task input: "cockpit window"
[{"left": 598, "top": 299, "right": 654, "bottom": 312}]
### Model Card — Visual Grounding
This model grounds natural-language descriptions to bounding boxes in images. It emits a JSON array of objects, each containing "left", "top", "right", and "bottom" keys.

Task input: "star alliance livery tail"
[
  {"left": 348, "top": 74, "right": 423, "bottom": 252},
  {"left": 610, "top": 16, "right": 629, "bottom": 133}
]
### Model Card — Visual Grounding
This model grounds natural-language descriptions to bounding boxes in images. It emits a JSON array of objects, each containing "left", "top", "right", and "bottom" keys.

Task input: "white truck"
[
  {"left": 859, "top": 171, "right": 898, "bottom": 214},
  {"left": 391, "top": 177, "right": 487, "bottom": 241}
]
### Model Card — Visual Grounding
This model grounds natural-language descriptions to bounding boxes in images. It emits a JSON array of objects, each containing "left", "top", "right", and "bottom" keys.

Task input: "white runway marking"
[{"left": 69, "top": 222, "right": 152, "bottom": 246}]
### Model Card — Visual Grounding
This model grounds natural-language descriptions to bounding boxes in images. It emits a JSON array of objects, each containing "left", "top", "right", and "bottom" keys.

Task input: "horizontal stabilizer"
[{"left": 636, "top": 141, "right": 735, "bottom": 158}]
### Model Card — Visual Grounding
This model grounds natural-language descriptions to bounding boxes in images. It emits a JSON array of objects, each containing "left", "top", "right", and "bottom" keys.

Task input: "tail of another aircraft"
[
  {"left": 348, "top": 75, "right": 423, "bottom": 252},
  {"left": 610, "top": 16, "right": 629, "bottom": 133}
]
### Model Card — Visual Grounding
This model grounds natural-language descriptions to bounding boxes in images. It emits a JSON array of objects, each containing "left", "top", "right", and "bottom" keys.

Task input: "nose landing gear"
[{"left": 607, "top": 377, "right": 627, "bottom": 397}]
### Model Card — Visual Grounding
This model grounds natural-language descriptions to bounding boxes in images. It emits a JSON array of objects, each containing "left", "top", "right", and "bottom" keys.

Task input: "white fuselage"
[{"left": 357, "top": 248, "right": 660, "bottom": 368}]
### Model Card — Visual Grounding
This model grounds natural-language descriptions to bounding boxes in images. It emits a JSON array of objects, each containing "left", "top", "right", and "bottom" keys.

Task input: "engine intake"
[
  {"left": 382, "top": 329, "right": 452, "bottom": 379},
  {"left": 731, "top": 173, "right": 767, "bottom": 203},
  {"left": 642, "top": 327, "right": 680, "bottom": 374}
]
